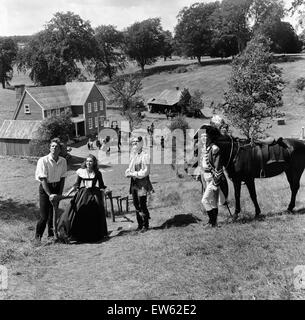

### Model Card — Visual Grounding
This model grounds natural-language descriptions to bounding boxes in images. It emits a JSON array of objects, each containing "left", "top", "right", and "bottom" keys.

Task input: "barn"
[
  {"left": 0, "top": 120, "right": 41, "bottom": 156},
  {"left": 147, "top": 88, "right": 182, "bottom": 114}
]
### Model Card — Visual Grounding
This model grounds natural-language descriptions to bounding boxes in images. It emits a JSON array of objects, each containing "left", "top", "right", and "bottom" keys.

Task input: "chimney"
[
  {"left": 176, "top": 86, "right": 179, "bottom": 91},
  {"left": 15, "top": 84, "right": 25, "bottom": 106}
]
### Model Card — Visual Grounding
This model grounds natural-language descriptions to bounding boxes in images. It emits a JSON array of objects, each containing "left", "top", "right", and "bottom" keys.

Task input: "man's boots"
[
  {"left": 136, "top": 211, "right": 143, "bottom": 231},
  {"left": 203, "top": 210, "right": 213, "bottom": 228},
  {"left": 211, "top": 208, "right": 219, "bottom": 227}
]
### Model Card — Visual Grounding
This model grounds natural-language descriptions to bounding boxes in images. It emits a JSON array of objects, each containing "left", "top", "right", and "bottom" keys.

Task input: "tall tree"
[
  {"left": 260, "top": 20, "right": 302, "bottom": 53},
  {"left": 17, "top": 11, "right": 96, "bottom": 86},
  {"left": 109, "top": 74, "right": 143, "bottom": 131},
  {"left": 87, "top": 25, "right": 126, "bottom": 81},
  {"left": 217, "top": 34, "right": 284, "bottom": 139},
  {"left": 161, "top": 30, "right": 174, "bottom": 61},
  {"left": 124, "top": 18, "right": 164, "bottom": 72},
  {"left": 0, "top": 38, "right": 18, "bottom": 88},
  {"left": 174, "top": 2, "right": 220, "bottom": 63},
  {"left": 218, "top": 0, "right": 252, "bottom": 53}
]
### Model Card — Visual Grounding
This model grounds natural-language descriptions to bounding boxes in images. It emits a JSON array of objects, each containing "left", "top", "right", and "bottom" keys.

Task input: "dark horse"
[{"left": 188, "top": 125, "right": 305, "bottom": 219}]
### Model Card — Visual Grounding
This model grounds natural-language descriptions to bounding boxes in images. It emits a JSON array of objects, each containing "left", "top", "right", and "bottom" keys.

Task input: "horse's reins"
[{"left": 224, "top": 135, "right": 234, "bottom": 169}]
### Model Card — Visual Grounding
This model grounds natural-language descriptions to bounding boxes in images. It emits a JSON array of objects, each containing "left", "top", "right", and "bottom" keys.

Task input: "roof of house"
[
  {"left": 18, "top": 81, "right": 103, "bottom": 112},
  {"left": 147, "top": 89, "right": 182, "bottom": 107},
  {"left": 66, "top": 81, "right": 96, "bottom": 105},
  {"left": 0, "top": 120, "right": 42, "bottom": 140},
  {"left": 27, "top": 85, "right": 70, "bottom": 110}
]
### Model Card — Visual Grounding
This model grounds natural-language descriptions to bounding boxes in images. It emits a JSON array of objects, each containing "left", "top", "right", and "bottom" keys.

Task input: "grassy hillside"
[{"left": 1, "top": 55, "right": 305, "bottom": 137}]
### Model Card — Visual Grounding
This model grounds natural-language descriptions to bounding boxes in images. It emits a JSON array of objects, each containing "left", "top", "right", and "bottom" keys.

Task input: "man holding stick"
[{"left": 34, "top": 138, "right": 67, "bottom": 243}]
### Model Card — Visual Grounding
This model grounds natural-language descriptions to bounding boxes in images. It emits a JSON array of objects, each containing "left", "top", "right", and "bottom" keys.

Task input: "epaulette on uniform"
[{"left": 211, "top": 144, "right": 219, "bottom": 154}]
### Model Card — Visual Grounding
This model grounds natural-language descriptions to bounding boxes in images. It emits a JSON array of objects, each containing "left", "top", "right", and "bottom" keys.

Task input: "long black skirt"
[{"left": 57, "top": 187, "right": 108, "bottom": 243}]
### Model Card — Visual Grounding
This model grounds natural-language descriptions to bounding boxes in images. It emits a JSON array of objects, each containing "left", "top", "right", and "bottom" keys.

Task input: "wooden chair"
[
  {"left": 103, "top": 190, "right": 115, "bottom": 222},
  {"left": 119, "top": 196, "right": 134, "bottom": 213}
]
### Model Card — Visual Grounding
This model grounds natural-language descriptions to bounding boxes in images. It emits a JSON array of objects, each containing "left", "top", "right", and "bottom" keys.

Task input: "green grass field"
[{"left": 1, "top": 56, "right": 305, "bottom": 300}]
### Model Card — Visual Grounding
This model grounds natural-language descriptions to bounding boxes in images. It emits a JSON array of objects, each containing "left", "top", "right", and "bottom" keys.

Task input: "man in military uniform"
[{"left": 199, "top": 127, "right": 228, "bottom": 228}]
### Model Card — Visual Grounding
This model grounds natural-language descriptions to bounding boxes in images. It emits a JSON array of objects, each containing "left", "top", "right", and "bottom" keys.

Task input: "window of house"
[
  {"left": 95, "top": 117, "right": 98, "bottom": 128},
  {"left": 100, "top": 100, "right": 104, "bottom": 111},
  {"left": 100, "top": 116, "right": 105, "bottom": 125},
  {"left": 94, "top": 102, "right": 98, "bottom": 112},
  {"left": 88, "top": 118, "right": 93, "bottom": 129},
  {"left": 56, "top": 109, "right": 60, "bottom": 116},
  {"left": 24, "top": 104, "right": 31, "bottom": 114},
  {"left": 47, "top": 110, "right": 52, "bottom": 118},
  {"left": 88, "top": 103, "right": 92, "bottom": 113}
]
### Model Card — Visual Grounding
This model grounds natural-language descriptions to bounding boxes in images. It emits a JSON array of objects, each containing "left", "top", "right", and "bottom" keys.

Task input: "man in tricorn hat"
[{"left": 198, "top": 116, "right": 228, "bottom": 227}]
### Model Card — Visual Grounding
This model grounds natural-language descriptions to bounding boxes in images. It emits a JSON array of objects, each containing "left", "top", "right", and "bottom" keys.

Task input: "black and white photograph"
[{"left": 1, "top": 0, "right": 305, "bottom": 304}]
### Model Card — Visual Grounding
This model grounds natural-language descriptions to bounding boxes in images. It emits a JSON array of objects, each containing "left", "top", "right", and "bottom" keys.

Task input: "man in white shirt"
[{"left": 34, "top": 138, "right": 67, "bottom": 242}]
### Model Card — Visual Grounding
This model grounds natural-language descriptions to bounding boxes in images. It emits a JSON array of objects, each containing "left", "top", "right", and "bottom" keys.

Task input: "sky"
[{"left": 0, "top": 0, "right": 301, "bottom": 37}]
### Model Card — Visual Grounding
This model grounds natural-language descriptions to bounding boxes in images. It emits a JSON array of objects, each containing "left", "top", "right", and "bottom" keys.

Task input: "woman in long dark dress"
[{"left": 58, "top": 154, "right": 108, "bottom": 243}]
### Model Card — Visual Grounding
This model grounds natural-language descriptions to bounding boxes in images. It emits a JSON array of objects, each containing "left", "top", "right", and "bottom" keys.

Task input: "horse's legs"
[
  {"left": 244, "top": 178, "right": 261, "bottom": 216},
  {"left": 233, "top": 178, "right": 241, "bottom": 217},
  {"left": 285, "top": 167, "right": 304, "bottom": 212}
]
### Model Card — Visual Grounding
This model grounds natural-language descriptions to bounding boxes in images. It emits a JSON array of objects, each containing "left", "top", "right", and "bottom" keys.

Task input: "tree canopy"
[
  {"left": 17, "top": 11, "right": 96, "bottom": 86},
  {"left": 87, "top": 25, "right": 126, "bottom": 81},
  {"left": 0, "top": 38, "right": 18, "bottom": 88},
  {"left": 217, "top": 34, "right": 284, "bottom": 139},
  {"left": 110, "top": 74, "right": 143, "bottom": 131},
  {"left": 161, "top": 30, "right": 174, "bottom": 61},
  {"left": 174, "top": 2, "right": 220, "bottom": 63},
  {"left": 124, "top": 18, "right": 164, "bottom": 72}
]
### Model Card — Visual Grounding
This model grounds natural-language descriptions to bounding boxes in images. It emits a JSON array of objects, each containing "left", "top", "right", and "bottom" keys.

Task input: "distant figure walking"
[
  {"left": 160, "top": 136, "right": 165, "bottom": 150},
  {"left": 115, "top": 125, "right": 121, "bottom": 153}
]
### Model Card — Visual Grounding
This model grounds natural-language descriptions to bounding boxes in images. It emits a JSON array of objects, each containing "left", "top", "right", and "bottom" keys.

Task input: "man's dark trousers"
[
  {"left": 36, "top": 182, "right": 61, "bottom": 238},
  {"left": 132, "top": 189, "right": 150, "bottom": 229}
]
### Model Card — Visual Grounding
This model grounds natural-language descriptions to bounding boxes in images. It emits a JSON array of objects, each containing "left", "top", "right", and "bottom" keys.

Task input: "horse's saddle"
[{"left": 254, "top": 137, "right": 290, "bottom": 178}]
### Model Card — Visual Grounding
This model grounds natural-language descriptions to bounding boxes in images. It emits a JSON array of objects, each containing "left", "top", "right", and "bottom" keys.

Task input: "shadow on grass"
[
  {"left": 232, "top": 207, "right": 305, "bottom": 225},
  {"left": 110, "top": 214, "right": 202, "bottom": 238},
  {"left": 273, "top": 54, "right": 305, "bottom": 64},
  {"left": 53, "top": 236, "right": 111, "bottom": 246},
  {"left": 137, "top": 63, "right": 197, "bottom": 77},
  {"left": 134, "top": 58, "right": 233, "bottom": 78},
  {"left": 154, "top": 213, "right": 202, "bottom": 229},
  {"left": 199, "top": 58, "right": 232, "bottom": 67},
  {"left": 0, "top": 197, "right": 39, "bottom": 222}
]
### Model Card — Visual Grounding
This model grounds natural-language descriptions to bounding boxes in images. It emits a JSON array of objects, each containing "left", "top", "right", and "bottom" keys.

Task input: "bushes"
[
  {"left": 29, "top": 139, "right": 49, "bottom": 157},
  {"left": 168, "top": 115, "right": 189, "bottom": 132},
  {"left": 29, "top": 139, "right": 71, "bottom": 163}
]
